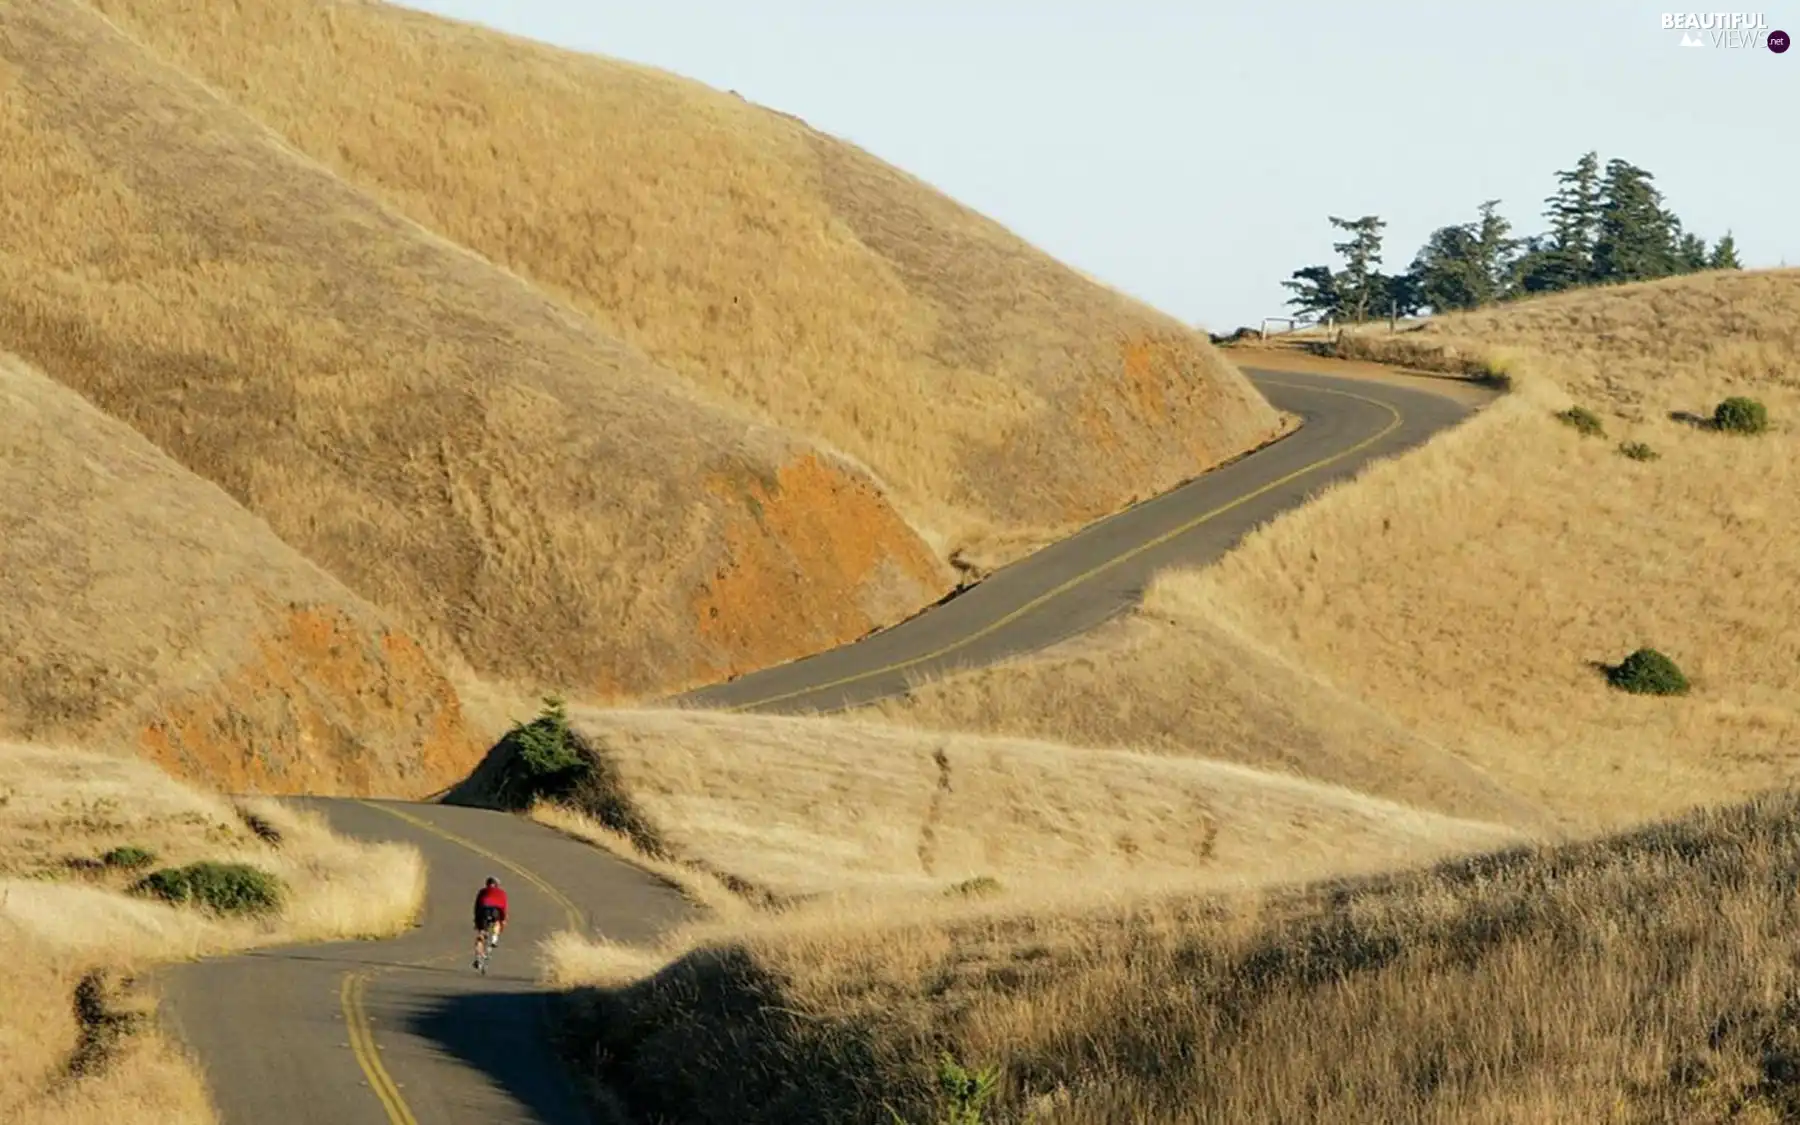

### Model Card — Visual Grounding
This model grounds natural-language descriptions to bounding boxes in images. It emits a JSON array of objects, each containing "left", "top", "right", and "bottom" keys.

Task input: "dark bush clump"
[
  {"left": 101, "top": 845, "right": 158, "bottom": 870},
  {"left": 134, "top": 861, "right": 285, "bottom": 916},
  {"left": 1555, "top": 406, "right": 1605, "bottom": 437},
  {"left": 1606, "top": 648, "right": 1690, "bottom": 697},
  {"left": 946, "top": 876, "right": 1003, "bottom": 899},
  {"left": 494, "top": 696, "right": 591, "bottom": 806},
  {"left": 1713, "top": 396, "right": 1769, "bottom": 435},
  {"left": 1617, "top": 441, "right": 1659, "bottom": 461}
]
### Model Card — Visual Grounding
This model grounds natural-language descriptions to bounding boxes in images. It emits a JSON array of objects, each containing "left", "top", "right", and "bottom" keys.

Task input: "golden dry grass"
[
  {"left": 537, "top": 269, "right": 1800, "bottom": 1121},
  {"left": 0, "top": 347, "right": 482, "bottom": 796},
  {"left": 559, "top": 706, "right": 1524, "bottom": 903},
  {"left": 882, "top": 268, "right": 1800, "bottom": 836},
  {"left": 85, "top": 0, "right": 1284, "bottom": 570},
  {"left": 0, "top": 740, "right": 425, "bottom": 1124},
  {"left": 0, "top": 0, "right": 951, "bottom": 708},
  {"left": 554, "top": 790, "right": 1800, "bottom": 1124}
]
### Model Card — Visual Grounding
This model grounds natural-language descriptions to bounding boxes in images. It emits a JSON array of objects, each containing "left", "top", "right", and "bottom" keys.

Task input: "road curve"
[
  {"left": 160, "top": 800, "right": 689, "bottom": 1125},
  {"left": 675, "top": 367, "right": 1493, "bottom": 714},
  {"left": 160, "top": 364, "right": 1493, "bottom": 1125}
]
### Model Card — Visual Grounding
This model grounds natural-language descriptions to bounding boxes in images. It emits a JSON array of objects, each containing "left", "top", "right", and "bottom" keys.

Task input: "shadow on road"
[{"left": 406, "top": 987, "right": 594, "bottom": 1125}]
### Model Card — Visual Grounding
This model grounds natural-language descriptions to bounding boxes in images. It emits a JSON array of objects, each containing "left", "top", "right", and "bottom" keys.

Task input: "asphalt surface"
[
  {"left": 159, "top": 364, "right": 1492, "bottom": 1125},
  {"left": 159, "top": 800, "right": 688, "bottom": 1125},
  {"left": 677, "top": 367, "right": 1491, "bottom": 714}
]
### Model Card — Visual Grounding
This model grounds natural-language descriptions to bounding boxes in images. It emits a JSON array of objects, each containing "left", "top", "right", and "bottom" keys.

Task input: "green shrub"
[
  {"left": 1606, "top": 648, "right": 1690, "bottom": 697},
  {"left": 1617, "top": 441, "right": 1659, "bottom": 462},
  {"left": 1555, "top": 406, "right": 1605, "bottom": 437},
  {"left": 134, "top": 861, "right": 285, "bottom": 916},
  {"left": 1713, "top": 396, "right": 1769, "bottom": 435},
  {"left": 494, "top": 696, "right": 591, "bottom": 806},
  {"left": 888, "top": 1054, "right": 1001, "bottom": 1125},
  {"left": 101, "top": 845, "right": 157, "bottom": 870}
]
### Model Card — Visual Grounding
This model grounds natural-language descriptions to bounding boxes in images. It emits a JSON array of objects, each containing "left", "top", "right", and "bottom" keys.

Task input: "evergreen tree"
[
  {"left": 1470, "top": 200, "right": 1520, "bottom": 303},
  {"left": 1677, "top": 230, "right": 1709, "bottom": 272},
  {"left": 1329, "top": 215, "right": 1387, "bottom": 322},
  {"left": 1410, "top": 223, "right": 1484, "bottom": 312},
  {"left": 1407, "top": 200, "right": 1518, "bottom": 313},
  {"left": 1708, "top": 232, "right": 1742, "bottom": 269},
  {"left": 1592, "top": 159, "right": 1678, "bottom": 283},
  {"left": 1535, "top": 150, "right": 1604, "bottom": 290},
  {"left": 1281, "top": 264, "right": 1343, "bottom": 321}
]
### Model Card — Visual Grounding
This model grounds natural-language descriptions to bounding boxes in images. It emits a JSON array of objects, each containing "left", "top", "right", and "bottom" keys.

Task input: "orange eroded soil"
[
  {"left": 137, "top": 606, "right": 481, "bottom": 797},
  {"left": 690, "top": 453, "right": 953, "bottom": 684}
]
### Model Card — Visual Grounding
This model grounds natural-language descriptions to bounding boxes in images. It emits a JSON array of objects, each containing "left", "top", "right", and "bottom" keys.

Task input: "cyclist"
[{"left": 473, "top": 876, "right": 508, "bottom": 968}]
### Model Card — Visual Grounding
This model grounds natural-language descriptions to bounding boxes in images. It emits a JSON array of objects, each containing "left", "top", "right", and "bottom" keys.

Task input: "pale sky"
[{"left": 400, "top": 0, "right": 1794, "bottom": 331}]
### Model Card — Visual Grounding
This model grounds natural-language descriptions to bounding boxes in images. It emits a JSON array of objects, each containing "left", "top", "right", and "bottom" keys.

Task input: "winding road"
[{"left": 160, "top": 365, "right": 1496, "bottom": 1125}]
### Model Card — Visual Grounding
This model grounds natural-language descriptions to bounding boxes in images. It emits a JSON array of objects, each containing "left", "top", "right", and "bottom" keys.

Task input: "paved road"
[
  {"left": 160, "top": 364, "right": 1492, "bottom": 1125},
  {"left": 160, "top": 800, "right": 688, "bottom": 1125},
  {"left": 676, "top": 367, "right": 1492, "bottom": 714}
]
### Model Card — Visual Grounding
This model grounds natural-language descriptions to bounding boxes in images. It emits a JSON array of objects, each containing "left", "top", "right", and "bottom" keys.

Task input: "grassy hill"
[
  {"left": 532, "top": 268, "right": 1800, "bottom": 1120},
  {"left": 0, "top": 349, "right": 477, "bottom": 795},
  {"left": 880, "top": 268, "right": 1800, "bottom": 835},
  {"left": 0, "top": 0, "right": 955, "bottom": 718},
  {"left": 84, "top": 0, "right": 1284, "bottom": 572},
  {"left": 559, "top": 790, "right": 1800, "bottom": 1123},
  {"left": 542, "top": 706, "right": 1522, "bottom": 901}
]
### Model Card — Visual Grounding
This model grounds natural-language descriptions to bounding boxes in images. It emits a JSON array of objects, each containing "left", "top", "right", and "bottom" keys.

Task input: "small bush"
[
  {"left": 101, "top": 845, "right": 158, "bottom": 870},
  {"left": 946, "top": 876, "right": 1003, "bottom": 899},
  {"left": 1556, "top": 406, "right": 1605, "bottom": 437},
  {"left": 1606, "top": 648, "right": 1690, "bottom": 697},
  {"left": 888, "top": 1054, "right": 1001, "bottom": 1125},
  {"left": 495, "top": 696, "right": 591, "bottom": 806},
  {"left": 134, "top": 861, "right": 285, "bottom": 916},
  {"left": 1618, "top": 441, "right": 1660, "bottom": 462},
  {"left": 1713, "top": 396, "right": 1769, "bottom": 435}
]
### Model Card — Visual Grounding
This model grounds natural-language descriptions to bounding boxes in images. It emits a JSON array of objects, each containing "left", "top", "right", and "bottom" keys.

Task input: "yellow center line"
[
  {"left": 340, "top": 970, "right": 418, "bottom": 1125},
  {"left": 335, "top": 801, "right": 587, "bottom": 1124},
  {"left": 358, "top": 800, "right": 585, "bottom": 931},
  {"left": 722, "top": 380, "right": 1404, "bottom": 712}
]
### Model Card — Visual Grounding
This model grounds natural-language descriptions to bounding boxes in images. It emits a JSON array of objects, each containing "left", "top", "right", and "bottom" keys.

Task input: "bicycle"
[{"left": 474, "top": 918, "right": 501, "bottom": 974}]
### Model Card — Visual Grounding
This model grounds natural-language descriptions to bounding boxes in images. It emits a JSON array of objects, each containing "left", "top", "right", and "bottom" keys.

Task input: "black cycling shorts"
[{"left": 474, "top": 905, "right": 503, "bottom": 930}]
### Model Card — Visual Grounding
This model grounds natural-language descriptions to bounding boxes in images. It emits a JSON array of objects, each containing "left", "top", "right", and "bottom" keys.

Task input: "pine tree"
[
  {"left": 1709, "top": 232, "right": 1742, "bottom": 269},
  {"left": 1329, "top": 215, "right": 1387, "bottom": 322},
  {"left": 1677, "top": 231, "right": 1708, "bottom": 272},
  {"left": 1592, "top": 159, "right": 1678, "bottom": 283},
  {"left": 1281, "top": 264, "right": 1343, "bottom": 321},
  {"left": 1407, "top": 201, "right": 1518, "bottom": 313},
  {"left": 1470, "top": 200, "right": 1520, "bottom": 303},
  {"left": 1410, "top": 223, "right": 1483, "bottom": 312},
  {"left": 1534, "top": 151, "right": 1603, "bottom": 290}
]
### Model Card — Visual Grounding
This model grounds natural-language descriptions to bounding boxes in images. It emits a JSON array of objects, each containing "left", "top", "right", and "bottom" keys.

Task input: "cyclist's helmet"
[{"left": 485, "top": 876, "right": 499, "bottom": 888}]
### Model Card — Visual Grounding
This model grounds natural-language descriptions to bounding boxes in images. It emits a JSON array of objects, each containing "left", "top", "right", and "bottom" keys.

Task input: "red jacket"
[{"left": 475, "top": 885, "right": 508, "bottom": 921}]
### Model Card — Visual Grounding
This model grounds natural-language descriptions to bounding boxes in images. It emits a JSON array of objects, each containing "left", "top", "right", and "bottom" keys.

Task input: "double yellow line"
[
  {"left": 722, "top": 380, "right": 1403, "bottom": 712},
  {"left": 335, "top": 800, "right": 583, "bottom": 1125}
]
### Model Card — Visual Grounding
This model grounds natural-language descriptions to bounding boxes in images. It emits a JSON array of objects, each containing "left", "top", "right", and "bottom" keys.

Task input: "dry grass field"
[
  {"left": 84, "top": 0, "right": 1284, "bottom": 570},
  {"left": 555, "top": 791, "right": 1800, "bottom": 1124},
  {"left": 0, "top": 349, "right": 478, "bottom": 796},
  {"left": 558, "top": 706, "right": 1523, "bottom": 902},
  {"left": 0, "top": 0, "right": 953, "bottom": 710},
  {"left": 0, "top": 741, "right": 424, "bottom": 1125},
  {"left": 880, "top": 268, "right": 1800, "bottom": 836}
]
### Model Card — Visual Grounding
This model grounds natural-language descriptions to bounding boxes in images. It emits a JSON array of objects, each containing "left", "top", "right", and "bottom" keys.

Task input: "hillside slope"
[
  {"left": 0, "top": 349, "right": 476, "bottom": 795},
  {"left": 0, "top": 0, "right": 950, "bottom": 704},
  {"left": 538, "top": 706, "right": 1523, "bottom": 901},
  {"left": 86, "top": 0, "right": 1285, "bottom": 568},
  {"left": 561, "top": 790, "right": 1800, "bottom": 1124},
  {"left": 881, "top": 268, "right": 1800, "bottom": 834}
]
